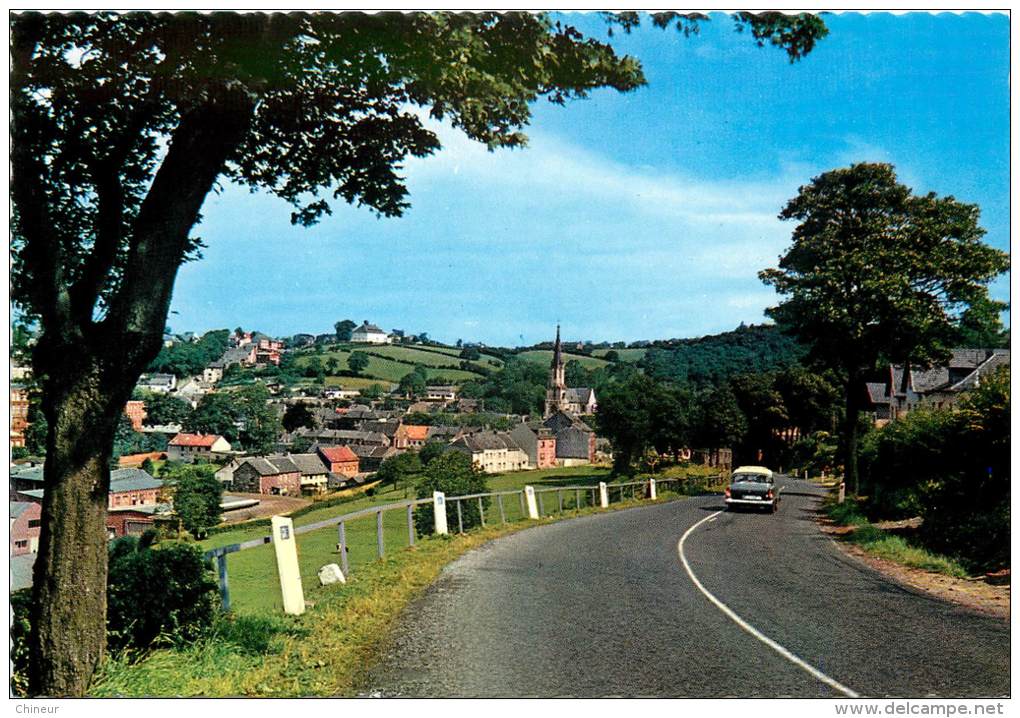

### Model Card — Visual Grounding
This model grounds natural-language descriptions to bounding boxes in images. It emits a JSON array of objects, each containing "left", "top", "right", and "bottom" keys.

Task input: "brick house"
[
  {"left": 317, "top": 445, "right": 360, "bottom": 477},
  {"left": 107, "top": 469, "right": 164, "bottom": 508},
  {"left": 11, "top": 384, "right": 30, "bottom": 448},
  {"left": 543, "top": 411, "right": 596, "bottom": 466},
  {"left": 509, "top": 423, "right": 558, "bottom": 469},
  {"left": 11, "top": 501, "right": 41, "bottom": 555},
  {"left": 289, "top": 453, "right": 331, "bottom": 495},
  {"left": 106, "top": 506, "right": 159, "bottom": 539},
  {"left": 167, "top": 432, "right": 232, "bottom": 462},
  {"left": 231, "top": 456, "right": 302, "bottom": 495},
  {"left": 394, "top": 423, "right": 429, "bottom": 450},
  {"left": 124, "top": 400, "right": 147, "bottom": 431}
]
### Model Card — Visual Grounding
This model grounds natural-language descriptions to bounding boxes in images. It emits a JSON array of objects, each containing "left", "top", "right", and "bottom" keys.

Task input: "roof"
[
  {"left": 348, "top": 444, "right": 394, "bottom": 459},
  {"left": 397, "top": 424, "right": 430, "bottom": 441},
  {"left": 733, "top": 466, "right": 773, "bottom": 477},
  {"left": 318, "top": 445, "right": 359, "bottom": 463},
  {"left": 10, "top": 465, "right": 45, "bottom": 483},
  {"left": 288, "top": 453, "right": 329, "bottom": 476},
  {"left": 109, "top": 468, "right": 163, "bottom": 492},
  {"left": 10, "top": 501, "right": 36, "bottom": 519},
  {"left": 139, "top": 373, "right": 175, "bottom": 386},
  {"left": 169, "top": 433, "right": 224, "bottom": 448},
  {"left": 451, "top": 431, "right": 523, "bottom": 453},
  {"left": 11, "top": 553, "right": 36, "bottom": 591},
  {"left": 353, "top": 322, "right": 385, "bottom": 334},
  {"left": 565, "top": 387, "right": 595, "bottom": 404},
  {"left": 239, "top": 456, "right": 300, "bottom": 476}
]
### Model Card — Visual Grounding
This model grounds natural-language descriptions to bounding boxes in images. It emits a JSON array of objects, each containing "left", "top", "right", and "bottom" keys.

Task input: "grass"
[
  {"left": 825, "top": 498, "right": 968, "bottom": 579},
  {"left": 515, "top": 350, "right": 610, "bottom": 370},
  {"left": 591, "top": 348, "right": 648, "bottom": 362},
  {"left": 293, "top": 349, "right": 479, "bottom": 384},
  {"left": 90, "top": 491, "right": 689, "bottom": 697}
]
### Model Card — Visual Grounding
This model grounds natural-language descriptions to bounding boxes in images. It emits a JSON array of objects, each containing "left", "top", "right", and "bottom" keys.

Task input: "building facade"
[{"left": 543, "top": 326, "right": 596, "bottom": 417}]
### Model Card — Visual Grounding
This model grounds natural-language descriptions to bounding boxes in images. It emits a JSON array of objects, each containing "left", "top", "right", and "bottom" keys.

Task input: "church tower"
[{"left": 545, "top": 325, "right": 567, "bottom": 417}]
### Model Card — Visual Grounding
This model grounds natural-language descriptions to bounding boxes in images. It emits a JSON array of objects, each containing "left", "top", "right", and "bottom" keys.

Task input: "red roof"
[
  {"left": 398, "top": 424, "right": 429, "bottom": 441},
  {"left": 318, "top": 445, "right": 358, "bottom": 463},
  {"left": 169, "top": 433, "right": 222, "bottom": 448}
]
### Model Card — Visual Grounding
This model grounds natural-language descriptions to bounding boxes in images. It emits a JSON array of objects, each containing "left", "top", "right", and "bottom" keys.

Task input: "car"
[{"left": 724, "top": 465, "right": 780, "bottom": 513}]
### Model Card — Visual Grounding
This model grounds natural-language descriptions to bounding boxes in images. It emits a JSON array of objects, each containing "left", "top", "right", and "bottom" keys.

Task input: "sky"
[{"left": 168, "top": 12, "right": 1011, "bottom": 347}]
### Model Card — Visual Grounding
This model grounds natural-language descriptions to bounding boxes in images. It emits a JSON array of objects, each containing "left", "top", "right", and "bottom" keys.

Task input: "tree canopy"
[{"left": 760, "top": 162, "right": 1008, "bottom": 489}]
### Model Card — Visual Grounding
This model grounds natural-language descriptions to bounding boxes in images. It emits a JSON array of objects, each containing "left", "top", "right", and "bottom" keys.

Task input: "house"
[
  {"left": 509, "top": 423, "right": 558, "bottom": 469},
  {"left": 348, "top": 444, "right": 399, "bottom": 472},
  {"left": 543, "top": 411, "right": 596, "bottom": 466},
  {"left": 231, "top": 456, "right": 302, "bottom": 495},
  {"left": 394, "top": 423, "right": 429, "bottom": 450},
  {"left": 254, "top": 335, "right": 283, "bottom": 366},
  {"left": 449, "top": 431, "right": 529, "bottom": 474},
  {"left": 864, "top": 349, "right": 1011, "bottom": 425},
  {"left": 215, "top": 458, "right": 243, "bottom": 486},
  {"left": 202, "top": 362, "right": 224, "bottom": 384},
  {"left": 11, "top": 501, "right": 41, "bottom": 556},
  {"left": 222, "top": 344, "right": 257, "bottom": 368},
  {"left": 351, "top": 321, "right": 391, "bottom": 344},
  {"left": 291, "top": 334, "right": 316, "bottom": 348},
  {"left": 15, "top": 468, "right": 163, "bottom": 510},
  {"left": 167, "top": 433, "right": 232, "bottom": 462},
  {"left": 544, "top": 326, "right": 596, "bottom": 416},
  {"left": 564, "top": 387, "right": 598, "bottom": 415},
  {"left": 316, "top": 445, "right": 360, "bottom": 477},
  {"left": 124, "top": 400, "right": 147, "bottom": 431},
  {"left": 106, "top": 505, "right": 162, "bottom": 538},
  {"left": 323, "top": 387, "right": 361, "bottom": 400},
  {"left": 288, "top": 453, "right": 331, "bottom": 495},
  {"left": 425, "top": 385, "right": 458, "bottom": 402},
  {"left": 11, "top": 384, "right": 30, "bottom": 448},
  {"left": 137, "top": 373, "right": 177, "bottom": 394}
]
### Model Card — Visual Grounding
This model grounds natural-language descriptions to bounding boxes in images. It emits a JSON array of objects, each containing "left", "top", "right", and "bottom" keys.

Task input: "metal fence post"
[
  {"left": 519, "top": 491, "right": 526, "bottom": 518},
  {"left": 406, "top": 503, "right": 415, "bottom": 546},
  {"left": 216, "top": 554, "right": 230, "bottom": 611},
  {"left": 376, "top": 510, "right": 385, "bottom": 558},
  {"left": 478, "top": 497, "right": 485, "bottom": 527},
  {"left": 338, "top": 521, "right": 348, "bottom": 575},
  {"left": 497, "top": 493, "right": 506, "bottom": 523},
  {"left": 457, "top": 499, "right": 464, "bottom": 534},
  {"left": 575, "top": 488, "right": 581, "bottom": 510},
  {"left": 537, "top": 491, "right": 544, "bottom": 516},
  {"left": 557, "top": 489, "right": 563, "bottom": 513}
]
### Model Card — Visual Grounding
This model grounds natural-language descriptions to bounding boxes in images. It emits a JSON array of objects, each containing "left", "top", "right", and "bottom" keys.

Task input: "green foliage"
[
  {"left": 10, "top": 589, "right": 32, "bottom": 696},
  {"left": 348, "top": 351, "right": 370, "bottom": 376},
  {"left": 148, "top": 330, "right": 230, "bottom": 379},
  {"left": 398, "top": 371, "right": 427, "bottom": 397},
  {"left": 418, "top": 441, "right": 448, "bottom": 466},
  {"left": 859, "top": 368, "right": 1010, "bottom": 571},
  {"left": 376, "top": 452, "right": 422, "bottom": 496},
  {"left": 23, "top": 401, "right": 48, "bottom": 456},
  {"left": 459, "top": 346, "right": 481, "bottom": 361},
  {"left": 403, "top": 411, "right": 433, "bottom": 425},
  {"left": 188, "top": 393, "right": 244, "bottom": 440},
  {"left": 639, "top": 324, "right": 804, "bottom": 388},
  {"left": 414, "top": 452, "right": 489, "bottom": 536},
  {"left": 693, "top": 384, "right": 747, "bottom": 455},
  {"left": 142, "top": 392, "right": 194, "bottom": 426},
  {"left": 12, "top": 445, "right": 31, "bottom": 461},
  {"left": 111, "top": 414, "right": 168, "bottom": 464},
  {"left": 955, "top": 295, "right": 1009, "bottom": 348},
  {"left": 282, "top": 403, "right": 318, "bottom": 433},
  {"left": 187, "top": 384, "right": 281, "bottom": 453},
  {"left": 334, "top": 320, "right": 356, "bottom": 342},
  {"left": 106, "top": 539, "right": 219, "bottom": 651},
  {"left": 171, "top": 465, "right": 224, "bottom": 538}
]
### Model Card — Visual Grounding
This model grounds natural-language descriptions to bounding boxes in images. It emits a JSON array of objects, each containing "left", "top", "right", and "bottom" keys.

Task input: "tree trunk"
[{"left": 29, "top": 363, "right": 125, "bottom": 696}]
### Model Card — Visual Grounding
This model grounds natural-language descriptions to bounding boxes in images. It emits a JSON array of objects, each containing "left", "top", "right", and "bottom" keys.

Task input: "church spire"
[{"left": 551, "top": 324, "right": 562, "bottom": 369}]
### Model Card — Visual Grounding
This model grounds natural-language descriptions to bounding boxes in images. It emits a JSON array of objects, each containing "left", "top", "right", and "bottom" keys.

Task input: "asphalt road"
[{"left": 363, "top": 478, "right": 1009, "bottom": 698}]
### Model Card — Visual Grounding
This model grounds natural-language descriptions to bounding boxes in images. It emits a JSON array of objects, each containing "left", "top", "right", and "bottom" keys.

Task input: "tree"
[
  {"left": 760, "top": 163, "right": 1008, "bottom": 493},
  {"left": 187, "top": 393, "right": 243, "bottom": 441},
  {"left": 375, "top": 452, "right": 422, "bottom": 496},
  {"left": 414, "top": 451, "right": 489, "bottom": 535},
  {"left": 334, "top": 319, "right": 357, "bottom": 342},
  {"left": 141, "top": 392, "right": 193, "bottom": 427},
  {"left": 282, "top": 403, "right": 318, "bottom": 433},
  {"left": 419, "top": 441, "right": 448, "bottom": 467},
  {"left": 955, "top": 295, "right": 1009, "bottom": 348},
  {"left": 348, "top": 351, "right": 370, "bottom": 376},
  {"left": 236, "top": 384, "right": 283, "bottom": 455},
  {"left": 694, "top": 385, "right": 748, "bottom": 465},
  {"left": 399, "top": 371, "right": 427, "bottom": 398},
  {"left": 11, "top": 9, "right": 826, "bottom": 695},
  {"left": 459, "top": 346, "right": 480, "bottom": 361},
  {"left": 171, "top": 465, "right": 224, "bottom": 538},
  {"left": 596, "top": 374, "right": 657, "bottom": 473}
]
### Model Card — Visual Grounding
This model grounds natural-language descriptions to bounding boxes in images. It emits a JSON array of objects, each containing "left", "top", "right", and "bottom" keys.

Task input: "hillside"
[{"left": 290, "top": 342, "right": 502, "bottom": 386}]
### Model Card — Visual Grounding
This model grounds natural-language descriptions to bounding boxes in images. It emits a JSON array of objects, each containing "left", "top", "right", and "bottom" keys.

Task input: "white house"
[
  {"left": 167, "top": 433, "right": 232, "bottom": 463},
  {"left": 350, "top": 321, "right": 391, "bottom": 344}
]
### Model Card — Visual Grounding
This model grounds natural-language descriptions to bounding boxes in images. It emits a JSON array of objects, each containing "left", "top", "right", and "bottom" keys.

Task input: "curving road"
[{"left": 363, "top": 478, "right": 1009, "bottom": 698}]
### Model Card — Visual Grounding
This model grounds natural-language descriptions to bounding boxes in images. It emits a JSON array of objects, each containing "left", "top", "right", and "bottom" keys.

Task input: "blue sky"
[{"left": 169, "top": 12, "right": 1010, "bottom": 347}]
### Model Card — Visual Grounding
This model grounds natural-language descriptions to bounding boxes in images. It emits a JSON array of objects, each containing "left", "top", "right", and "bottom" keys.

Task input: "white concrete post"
[
  {"left": 524, "top": 486, "right": 539, "bottom": 519},
  {"left": 648, "top": 479, "right": 657, "bottom": 500},
  {"left": 598, "top": 481, "right": 609, "bottom": 508},
  {"left": 838, "top": 481, "right": 846, "bottom": 504},
  {"left": 271, "top": 516, "right": 305, "bottom": 615},
  {"left": 433, "top": 491, "right": 449, "bottom": 535}
]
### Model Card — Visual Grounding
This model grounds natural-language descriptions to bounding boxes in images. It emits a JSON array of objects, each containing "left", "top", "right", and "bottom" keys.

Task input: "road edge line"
[{"left": 677, "top": 510, "right": 861, "bottom": 698}]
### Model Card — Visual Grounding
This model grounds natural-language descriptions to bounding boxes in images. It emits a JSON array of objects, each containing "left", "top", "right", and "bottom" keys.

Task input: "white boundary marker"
[{"left": 677, "top": 510, "right": 860, "bottom": 698}]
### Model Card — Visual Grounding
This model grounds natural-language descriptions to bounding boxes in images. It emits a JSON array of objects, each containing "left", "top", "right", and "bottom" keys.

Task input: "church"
[{"left": 544, "top": 326, "right": 598, "bottom": 417}]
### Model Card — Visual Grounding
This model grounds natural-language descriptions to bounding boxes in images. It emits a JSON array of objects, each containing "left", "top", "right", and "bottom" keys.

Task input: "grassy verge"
[
  {"left": 90, "top": 492, "right": 685, "bottom": 697},
  {"left": 825, "top": 498, "right": 967, "bottom": 578}
]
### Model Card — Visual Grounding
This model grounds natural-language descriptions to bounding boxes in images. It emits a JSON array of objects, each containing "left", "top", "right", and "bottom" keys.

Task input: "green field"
[
  {"left": 516, "top": 350, "right": 610, "bottom": 370},
  {"left": 591, "top": 348, "right": 647, "bottom": 362},
  {"left": 293, "top": 348, "right": 479, "bottom": 384},
  {"left": 204, "top": 465, "right": 615, "bottom": 613}
]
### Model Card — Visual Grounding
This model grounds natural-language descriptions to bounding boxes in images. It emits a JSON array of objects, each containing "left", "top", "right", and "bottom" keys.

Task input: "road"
[{"left": 363, "top": 478, "right": 1009, "bottom": 697}]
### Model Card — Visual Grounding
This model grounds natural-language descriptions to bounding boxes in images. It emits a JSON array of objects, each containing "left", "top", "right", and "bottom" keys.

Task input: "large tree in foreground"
[
  {"left": 760, "top": 163, "right": 1008, "bottom": 493},
  {"left": 11, "top": 10, "right": 826, "bottom": 695}
]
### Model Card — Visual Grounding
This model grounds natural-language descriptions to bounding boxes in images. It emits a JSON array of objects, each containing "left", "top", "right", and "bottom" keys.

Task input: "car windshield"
[{"left": 732, "top": 474, "right": 768, "bottom": 483}]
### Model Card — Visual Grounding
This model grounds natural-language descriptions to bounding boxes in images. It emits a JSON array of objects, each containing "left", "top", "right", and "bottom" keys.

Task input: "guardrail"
[{"left": 204, "top": 474, "right": 718, "bottom": 611}]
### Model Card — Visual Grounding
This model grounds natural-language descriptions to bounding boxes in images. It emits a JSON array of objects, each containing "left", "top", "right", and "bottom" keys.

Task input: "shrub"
[
  {"left": 210, "top": 614, "right": 307, "bottom": 655},
  {"left": 106, "top": 539, "right": 218, "bottom": 650},
  {"left": 414, "top": 452, "right": 489, "bottom": 536},
  {"left": 10, "top": 589, "right": 32, "bottom": 696}
]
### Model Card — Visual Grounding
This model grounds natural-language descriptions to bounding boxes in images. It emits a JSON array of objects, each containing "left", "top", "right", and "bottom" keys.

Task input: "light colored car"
[{"left": 724, "top": 465, "right": 779, "bottom": 513}]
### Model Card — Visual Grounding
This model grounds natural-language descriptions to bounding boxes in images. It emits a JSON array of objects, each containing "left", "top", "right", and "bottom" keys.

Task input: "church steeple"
[{"left": 545, "top": 325, "right": 567, "bottom": 417}]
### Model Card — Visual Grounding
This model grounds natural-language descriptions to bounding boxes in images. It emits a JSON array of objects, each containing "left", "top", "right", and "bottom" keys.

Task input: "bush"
[
  {"left": 106, "top": 538, "right": 219, "bottom": 651},
  {"left": 10, "top": 589, "right": 32, "bottom": 696},
  {"left": 414, "top": 452, "right": 489, "bottom": 536},
  {"left": 210, "top": 614, "right": 307, "bottom": 655}
]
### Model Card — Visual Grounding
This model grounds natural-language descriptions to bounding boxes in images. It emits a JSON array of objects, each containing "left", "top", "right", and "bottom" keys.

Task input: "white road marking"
[{"left": 677, "top": 510, "right": 861, "bottom": 698}]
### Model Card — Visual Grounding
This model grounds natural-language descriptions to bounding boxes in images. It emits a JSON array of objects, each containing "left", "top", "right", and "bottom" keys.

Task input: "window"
[
  {"left": 15, "top": 540, "right": 28, "bottom": 549},
  {"left": 27, "top": 519, "right": 40, "bottom": 528}
]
